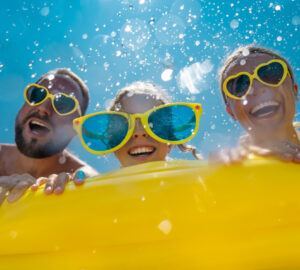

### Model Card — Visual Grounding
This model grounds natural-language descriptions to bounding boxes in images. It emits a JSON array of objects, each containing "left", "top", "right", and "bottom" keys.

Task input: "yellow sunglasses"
[
  {"left": 223, "top": 59, "right": 290, "bottom": 100},
  {"left": 73, "top": 103, "right": 202, "bottom": 155},
  {"left": 24, "top": 83, "right": 82, "bottom": 116}
]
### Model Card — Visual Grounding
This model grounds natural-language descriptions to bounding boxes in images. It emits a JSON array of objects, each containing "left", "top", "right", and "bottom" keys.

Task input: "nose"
[
  {"left": 34, "top": 97, "right": 53, "bottom": 116},
  {"left": 248, "top": 79, "right": 266, "bottom": 97},
  {"left": 132, "top": 119, "right": 148, "bottom": 139}
]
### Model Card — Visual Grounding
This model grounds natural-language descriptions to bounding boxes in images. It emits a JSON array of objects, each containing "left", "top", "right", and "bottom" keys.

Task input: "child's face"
[
  {"left": 224, "top": 53, "right": 298, "bottom": 136},
  {"left": 114, "top": 93, "right": 172, "bottom": 167}
]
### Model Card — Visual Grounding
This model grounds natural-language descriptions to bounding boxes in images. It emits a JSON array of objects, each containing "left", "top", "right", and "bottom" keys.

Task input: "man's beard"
[{"left": 15, "top": 111, "right": 72, "bottom": 159}]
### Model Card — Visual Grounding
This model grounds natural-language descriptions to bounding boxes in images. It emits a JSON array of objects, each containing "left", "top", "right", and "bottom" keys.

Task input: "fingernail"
[
  {"left": 54, "top": 187, "right": 63, "bottom": 194},
  {"left": 75, "top": 170, "right": 85, "bottom": 181}
]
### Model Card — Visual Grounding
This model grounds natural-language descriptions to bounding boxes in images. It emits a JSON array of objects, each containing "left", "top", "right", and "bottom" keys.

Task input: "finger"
[
  {"left": 73, "top": 170, "right": 86, "bottom": 186},
  {"left": 249, "top": 145, "right": 272, "bottom": 156},
  {"left": 294, "top": 152, "right": 300, "bottom": 163},
  {"left": 31, "top": 177, "right": 47, "bottom": 191},
  {"left": 53, "top": 173, "right": 70, "bottom": 195},
  {"left": 7, "top": 181, "right": 31, "bottom": 203},
  {"left": 44, "top": 174, "right": 57, "bottom": 195},
  {"left": 274, "top": 152, "right": 294, "bottom": 162},
  {"left": 0, "top": 187, "right": 9, "bottom": 206}
]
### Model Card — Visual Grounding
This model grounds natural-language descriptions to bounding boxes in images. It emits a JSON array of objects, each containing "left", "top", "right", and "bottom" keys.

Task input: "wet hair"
[
  {"left": 219, "top": 45, "right": 296, "bottom": 106},
  {"left": 109, "top": 81, "right": 202, "bottom": 160},
  {"left": 36, "top": 68, "right": 90, "bottom": 115},
  {"left": 108, "top": 81, "right": 170, "bottom": 111}
]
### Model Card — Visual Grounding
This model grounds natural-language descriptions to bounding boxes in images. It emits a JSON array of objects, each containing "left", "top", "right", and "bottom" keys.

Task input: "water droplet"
[
  {"left": 82, "top": 33, "right": 88, "bottom": 39},
  {"left": 292, "top": 16, "right": 300, "bottom": 26},
  {"left": 275, "top": 5, "right": 281, "bottom": 11},
  {"left": 59, "top": 155, "right": 66, "bottom": 164},
  {"left": 242, "top": 48, "right": 250, "bottom": 56},
  {"left": 230, "top": 19, "right": 239, "bottom": 29},
  {"left": 161, "top": 68, "right": 173, "bottom": 81},
  {"left": 40, "top": 7, "right": 50, "bottom": 16},
  {"left": 240, "top": 59, "right": 246, "bottom": 65},
  {"left": 277, "top": 36, "right": 282, "bottom": 42},
  {"left": 158, "top": 220, "right": 172, "bottom": 235}
]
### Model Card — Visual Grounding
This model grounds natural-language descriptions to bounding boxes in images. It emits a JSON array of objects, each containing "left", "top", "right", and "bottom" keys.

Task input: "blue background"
[{"left": 0, "top": 0, "right": 299, "bottom": 173}]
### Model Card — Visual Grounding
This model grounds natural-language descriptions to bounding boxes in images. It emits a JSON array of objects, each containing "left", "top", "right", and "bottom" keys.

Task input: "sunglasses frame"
[
  {"left": 24, "top": 83, "right": 82, "bottom": 116},
  {"left": 73, "top": 102, "right": 202, "bottom": 155},
  {"left": 223, "top": 59, "right": 289, "bottom": 100}
]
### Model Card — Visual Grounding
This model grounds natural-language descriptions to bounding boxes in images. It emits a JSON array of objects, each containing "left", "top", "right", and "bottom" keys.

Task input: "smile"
[
  {"left": 128, "top": 146, "right": 156, "bottom": 157},
  {"left": 250, "top": 101, "right": 280, "bottom": 118},
  {"left": 29, "top": 119, "right": 51, "bottom": 136}
]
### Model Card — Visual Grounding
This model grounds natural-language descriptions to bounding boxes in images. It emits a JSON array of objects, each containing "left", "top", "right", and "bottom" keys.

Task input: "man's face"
[{"left": 15, "top": 74, "right": 83, "bottom": 158}]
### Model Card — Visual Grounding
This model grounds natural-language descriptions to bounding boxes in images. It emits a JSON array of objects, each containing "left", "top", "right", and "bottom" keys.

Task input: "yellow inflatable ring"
[{"left": 0, "top": 158, "right": 299, "bottom": 270}]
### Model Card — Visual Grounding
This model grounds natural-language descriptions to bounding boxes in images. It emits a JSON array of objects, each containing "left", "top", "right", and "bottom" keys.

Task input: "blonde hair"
[
  {"left": 219, "top": 45, "right": 295, "bottom": 105},
  {"left": 109, "top": 81, "right": 202, "bottom": 160}
]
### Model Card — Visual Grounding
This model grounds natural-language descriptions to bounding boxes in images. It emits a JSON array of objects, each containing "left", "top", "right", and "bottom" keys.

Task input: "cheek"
[
  {"left": 114, "top": 147, "right": 126, "bottom": 162},
  {"left": 156, "top": 143, "right": 170, "bottom": 158}
]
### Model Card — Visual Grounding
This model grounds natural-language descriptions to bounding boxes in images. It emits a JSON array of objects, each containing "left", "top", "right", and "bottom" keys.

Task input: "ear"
[
  {"left": 226, "top": 106, "right": 236, "bottom": 120},
  {"left": 294, "top": 83, "right": 299, "bottom": 101}
]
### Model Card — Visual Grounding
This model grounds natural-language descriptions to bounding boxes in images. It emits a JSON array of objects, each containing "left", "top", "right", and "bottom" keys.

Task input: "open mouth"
[
  {"left": 128, "top": 146, "right": 156, "bottom": 157},
  {"left": 29, "top": 120, "right": 51, "bottom": 136},
  {"left": 250, "top": 101, "right": 280, "bottom": 119}
]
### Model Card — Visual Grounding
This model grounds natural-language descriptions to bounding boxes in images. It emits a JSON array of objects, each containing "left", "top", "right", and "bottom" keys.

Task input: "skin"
[
  {"left": 211, "top": 52, "right": 300, "bottom": 164},
  {"left": 225, "top": 53, "right": 299, "bottom": 145},
  {"left": 0, "top": 74, "right": 98, "bottom": 205},
  {"left": 114, "top": 93, "right": 172, "bottom": 167}
]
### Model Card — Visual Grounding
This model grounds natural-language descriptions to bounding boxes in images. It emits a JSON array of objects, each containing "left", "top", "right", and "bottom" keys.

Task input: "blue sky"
[{"left": 0, "top": 0, "right": 299, "bottom": 172}]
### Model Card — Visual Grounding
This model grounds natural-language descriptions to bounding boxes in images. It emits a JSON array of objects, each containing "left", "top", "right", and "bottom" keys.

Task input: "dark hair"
[
  {"left": 219, "top": 45, "right": 295, "bottom": 106},
  {"left": 36, "top": 68, "right": 90, "bottom": 115},
  {"left": 109, "top": 81, "right": 202, "bottom": 160}
]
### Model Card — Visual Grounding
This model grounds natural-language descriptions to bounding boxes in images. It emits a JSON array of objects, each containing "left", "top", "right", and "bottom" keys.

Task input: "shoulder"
[{"left": 0, "top": 144, "right": 19, "bottom": 175}]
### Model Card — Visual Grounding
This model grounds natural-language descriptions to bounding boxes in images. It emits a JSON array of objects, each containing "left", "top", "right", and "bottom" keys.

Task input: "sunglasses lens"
[
  {"left": 226, "top": 75, "right": 250, "bottom": 98},
  {"left": 26, "top": 86, "right": 47, "bottom": 104},
  {"left": 53, "top": 94, "right": 76, "bottom": 114},
  {"left": 81, "top": 114, "right": 129, "bottom": 152},
  {"left": 257, "top": 62, "right": 284, "bottom": 85},
  {"left": 148, "top": 105, "right": 196, "bottom": 142}
]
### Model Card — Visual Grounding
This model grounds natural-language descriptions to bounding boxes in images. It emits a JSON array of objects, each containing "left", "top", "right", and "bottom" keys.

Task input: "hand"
[
  {"left": 248, "top": 141, "right": 300, "bottom": 163},
  {"left": 0, "top": 174, "right": 35, "bottom": 205},
  {"left": 31, "top": 170, "right": 86, "bottom": 195},
  {"left": 209, "top": 146, "right": 248, "bottom": 165}
]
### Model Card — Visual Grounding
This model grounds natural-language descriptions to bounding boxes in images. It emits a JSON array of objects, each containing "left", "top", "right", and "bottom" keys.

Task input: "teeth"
[
  {"left": 31, "top": 120, "right": 47, "bottom": 128},
  {"left": 129, "top": 147, "right": 154, "bottom": 155},
  {"left": 251, "top": 101, "right": 279, "bottom": 114}
]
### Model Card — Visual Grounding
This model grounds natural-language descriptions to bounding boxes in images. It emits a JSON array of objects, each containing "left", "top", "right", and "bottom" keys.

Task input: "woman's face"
[
  {"left": 114, "top": 93, "right": 171, "bottom": 167},
  {"left": 223, "top": 53, "right": 298, "bottom": 137}
]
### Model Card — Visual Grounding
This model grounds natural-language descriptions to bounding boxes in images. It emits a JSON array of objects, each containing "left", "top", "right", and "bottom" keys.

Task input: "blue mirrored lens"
[
  {"left": 82, "top": 114, "right": 128, "bottom": 152},
  {"left": 148, "top": 105, "right": 196, "bottom": 141}
]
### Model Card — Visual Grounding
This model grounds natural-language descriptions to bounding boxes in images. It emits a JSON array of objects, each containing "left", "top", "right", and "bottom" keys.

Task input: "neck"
[{"left": 17, "top": 150, "right": 66, "bottom": 178}]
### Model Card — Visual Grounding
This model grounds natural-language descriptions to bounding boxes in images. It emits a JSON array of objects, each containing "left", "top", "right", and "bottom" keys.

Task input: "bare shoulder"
[
  {"left": 62, "top": 150, "right": 99, "bottom": 177},
  {"left": 0, "top": 144, "right": 19, "bottom": 175}
]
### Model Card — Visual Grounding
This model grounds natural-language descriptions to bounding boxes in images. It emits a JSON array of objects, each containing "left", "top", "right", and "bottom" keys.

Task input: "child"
[
  {"left": 74, "top": 81, "right": 202, "bottom": 167},
  {"left": 211, "top": 45, "right": 300, "bottom": 163}
]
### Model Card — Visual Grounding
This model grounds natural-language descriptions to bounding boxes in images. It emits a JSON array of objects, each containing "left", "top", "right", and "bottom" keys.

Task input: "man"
[{"left": 0, "top": 68, "right": 98, "bottom": 205}]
